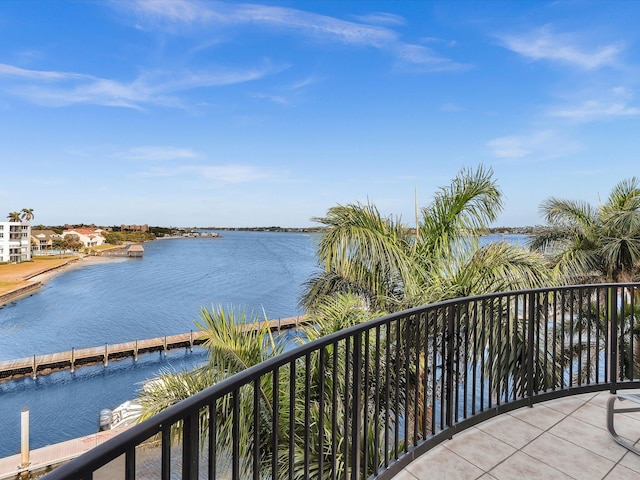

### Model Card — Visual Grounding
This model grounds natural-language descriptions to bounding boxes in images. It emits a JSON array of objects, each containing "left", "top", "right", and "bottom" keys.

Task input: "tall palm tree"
[
  {"left": 530, "top": 176, "right": 640, "bottom": 283},
  {"left": 302, "top": 166, "right": 552, "bottom": 312},
  {"left": 7, "top": 211, "right": 21, "bottom": 222},
  {"left": 20, "top": 208, "right": 34, "bottom": 222}
]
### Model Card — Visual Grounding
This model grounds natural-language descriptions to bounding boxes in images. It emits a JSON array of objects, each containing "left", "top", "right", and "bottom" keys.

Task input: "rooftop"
[{"left": 397, "top": 391, "right": 640, "bottom": 480}]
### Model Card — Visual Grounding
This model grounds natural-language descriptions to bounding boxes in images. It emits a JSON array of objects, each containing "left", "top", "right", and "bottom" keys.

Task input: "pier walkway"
[{"left": 0, "top": 316, "right": 308, "bottom": 382}]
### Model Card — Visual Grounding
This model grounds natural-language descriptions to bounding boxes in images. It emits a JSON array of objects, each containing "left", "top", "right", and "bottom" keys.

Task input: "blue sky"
[{"left": 1, "top": 1, "right": 639, "bottom": 228}]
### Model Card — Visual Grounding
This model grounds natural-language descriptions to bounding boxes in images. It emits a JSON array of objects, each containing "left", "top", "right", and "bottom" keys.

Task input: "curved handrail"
[{"left": 43, "top": 283, "right": 640, "bottom": 479}]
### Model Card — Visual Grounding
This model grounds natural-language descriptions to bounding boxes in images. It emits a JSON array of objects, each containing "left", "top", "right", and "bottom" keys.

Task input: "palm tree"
[
  {"left": 301, "top": 166, "right": 554, "bottom": 443},
  {"left": 530, "top": 178, "right": 640, "bottom": 385},
  {"left": 20, "top": 208, "right": 34, "bottom": 222},
  {"left": 530, "top": 176, "right": 640, "bottom": 283},
  {"left": 7, "top": 211, "right": 21, "bottom": 222},
  {"left": 302, "top": 165, "right": 552, "bottom": 312},
  {"left": 137, "top": 300, "right": 397, "bottom": 479}
]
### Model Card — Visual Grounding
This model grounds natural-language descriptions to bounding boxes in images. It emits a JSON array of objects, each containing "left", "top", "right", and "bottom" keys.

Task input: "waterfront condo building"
[{"left": 0, "top": 221, "right": 32, "bottom": 263}]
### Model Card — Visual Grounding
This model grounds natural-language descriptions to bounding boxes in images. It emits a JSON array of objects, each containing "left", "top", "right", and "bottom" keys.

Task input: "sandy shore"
[{"left": 0, "top": 255, "right": 120, "bottom": 307}]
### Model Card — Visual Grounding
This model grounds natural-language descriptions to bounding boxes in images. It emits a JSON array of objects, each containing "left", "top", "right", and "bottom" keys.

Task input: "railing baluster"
[
  {"left": 232, "top": 390, "right": 240, "bottom": 480},
  {"left": 352, "top": 331, "right": 362, "bottom": 480},
  {"left": 125, "top": 446, "right": 135, "bottom": 480},
  {"left": 253, "top": 378, "right": 260, "bottom": 480},
  {"left": 319, "top": 347, "right": 326, "bottom": 480},
  {"left": 208, "top": 402, "right": 216, "bottom": 480},
  {"left": 304, "top": 353, "right": 311, "bottom": 480},
  {"left": 162, "top": 425, "right": 171, "bottom": 480},
  {"left": 374, "top": 326, "right": 381, "bottom": 474},
  {"left": 272, "top": 368, "right": 279, "bottom": 480}
]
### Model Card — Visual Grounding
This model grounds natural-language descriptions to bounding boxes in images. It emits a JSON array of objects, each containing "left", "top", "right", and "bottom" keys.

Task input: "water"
[
  {"left": 0, "top": 232, "right": 528, "bottom": 457},
  {"left": 0, "top": 231, "right": 318, "bottom": 457}
]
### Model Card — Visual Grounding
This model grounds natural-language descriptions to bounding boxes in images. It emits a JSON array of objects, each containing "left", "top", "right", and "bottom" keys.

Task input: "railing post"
[
  {"left": 527, "top": 292, "right": 536, "bottom": 405},
  {"left": 609, "top": 286, "right": 619, "bottom": 393},
  {"left": 183, "top": 412, "right": 199, "bottom": 480},
  {"left": 445, "top": 304, "right": 455, "bottom": 428}
]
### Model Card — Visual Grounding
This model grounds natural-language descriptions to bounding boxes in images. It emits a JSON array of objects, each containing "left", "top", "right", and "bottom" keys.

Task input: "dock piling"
[
  {"left": 71, "top": 348, "right": 75, "bottom": 374},
  {"left": 20, "top": 408, "right": 29, "bottom": 470},
  {"left": 32, "top": 355, "right": 36, "bottom": 380},
  {"left": 104, "top": 344, "right": 109, "bottom": 367},
  {"left": 134, "top": 340, "right": 138, "bottom": 362}
]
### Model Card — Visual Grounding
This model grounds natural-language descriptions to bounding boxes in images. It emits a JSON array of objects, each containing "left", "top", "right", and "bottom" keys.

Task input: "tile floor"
[{"left": 395, "top": 392, "right": 640, "bottom": 480}]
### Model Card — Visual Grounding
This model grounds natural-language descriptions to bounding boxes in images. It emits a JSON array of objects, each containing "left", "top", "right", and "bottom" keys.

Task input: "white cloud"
[
  {"left": 0, "top": 63, "right": 92, "bottom": 81},
  {"left": 0, "top": 62, "right": 282, "bottom": 108},
  {"left": 499, "top": 26, "right": 623, "bottom": 70},
  {"left": 119, "top": 1, "right": 466, "bottom": 71},
  {"left": 117, "top": 146, "right": 199, "bottom": 161},
  {"left": 547, "top": 86, "right": 640, "bottom": 122},
  {"left": 139, "top": 164, "right": 273, "bottom": 184},
  {"left": 549, "top": 100, "right": 640, "bottom": 122},
  {"left": 487, "top": 130, "right": 581, "bottom": 160},
  {"left": 120, "top": 0, "right": 212, "bottom": 27},
  {"left": 352, "top": 12, "right": 406, "bottom": 27},
  {"left": 440, "top": 103, "right": 463, "bottom": 112}
]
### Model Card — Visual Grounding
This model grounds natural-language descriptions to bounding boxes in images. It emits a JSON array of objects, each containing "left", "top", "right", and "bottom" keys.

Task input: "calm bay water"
[
  {"left": 0, "top": 231, "right": 317, "bottom": 457},
  {"left": 0, "top": 232, "right": 528, "bottom": 457}
]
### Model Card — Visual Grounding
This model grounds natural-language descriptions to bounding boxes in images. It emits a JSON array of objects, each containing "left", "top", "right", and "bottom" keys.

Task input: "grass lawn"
[{"left": 0, "top": 257, "right": 78, "bottom": 296}]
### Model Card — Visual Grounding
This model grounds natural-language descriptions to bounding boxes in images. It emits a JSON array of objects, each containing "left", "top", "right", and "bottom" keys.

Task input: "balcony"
[{"left": 41, "top": 284, "right": 640, "bottom": 480}]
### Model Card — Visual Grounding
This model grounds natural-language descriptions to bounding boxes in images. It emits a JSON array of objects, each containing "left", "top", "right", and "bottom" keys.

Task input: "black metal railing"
[{"left": 43, "top": 284, "right": 640, "bottom": 480}]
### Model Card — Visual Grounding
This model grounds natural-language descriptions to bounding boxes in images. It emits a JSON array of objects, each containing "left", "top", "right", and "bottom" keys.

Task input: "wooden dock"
[{"left": 0, "top": 316, "right": 307, "bottom": 383}]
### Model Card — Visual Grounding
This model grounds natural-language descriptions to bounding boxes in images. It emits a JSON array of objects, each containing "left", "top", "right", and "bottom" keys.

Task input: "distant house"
[
  {"left": 31, "top": 229, "right": 62, "bottom": 253},
  {"left": 62, "top": 228, "right": 106, "bottom": 248}
]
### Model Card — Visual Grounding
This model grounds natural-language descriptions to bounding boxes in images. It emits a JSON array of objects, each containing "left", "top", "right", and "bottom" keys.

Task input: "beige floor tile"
[
  {"left": 445, "top": 428, "right": 516, "bottom": 471},
  {"left": 510, "top": 404, "right": 566, "bottom": 430},
  {"left": 604, "top": 464, "right": 640, "bottom": 479},
  {"left": 619, "top": 449, "right": 640, "bottom": 474},
  {"left": 589, "top": 391, "right": 614, "bottom": 409},
  {"left": 477, "top": 475, "right": 498, "bottom": 480},
  {"left": 550, "top": 416, "right": 627, "bottom": 462},
  {"left": 391, "top": 469, "right": 419, "bottom": 480},
  {"left": 405, "top": 444, "right": 483, "bottom": 480},
  {"left": 476, "top": 414, "right": 544, "bottom": 449},
  {"left": 489, "top": 451, "right": 574, "bottom": 480},
  {"left": 569, "top": 401, "right": 608, "bottom": 430},
  {"left": 523, "top": 432, "right": 615, "bottom": 479},
  {"left": 541, "top": 396, "right": 588, "bottom": 415}
]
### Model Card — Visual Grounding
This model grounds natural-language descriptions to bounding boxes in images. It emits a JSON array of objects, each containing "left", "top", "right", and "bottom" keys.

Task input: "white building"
[
  {"left": 62, "top": 228, "right": 106, "bottom": 248},
  {"left": 0, "top": 221, "right": 32, "bottom": 263}
]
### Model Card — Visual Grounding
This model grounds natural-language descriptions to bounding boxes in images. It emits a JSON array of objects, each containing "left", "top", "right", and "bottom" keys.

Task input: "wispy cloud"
[
  {"left": 549, "top": 100, "right": 639, "bottom": 122},
  {"left": 351, "top": 12, "right": 406, "bottom": 27},
  {"left": 117, "top": 146, "right": 199, "bottom": 161},
  {"left": 547, "top": 86, "right": 640, "bottom": 123},
  {"left": 0, "top": 62, "right": 283, "bottom": 108},
  {"left": 119, "top": 0, "right": 466, "bottom": 72},
  {"left": 499, "top": 26, "right": 623, "bottom": 70},
  {"left": 440, "top": 103, "right": 463, "bottom": 112},
  {"left": 0, "top": 63, "right": 92, "bottom": 81},
  {"left": 487, "top": 130, "right": 581, "bottom": 160},
  {"left": 139, "top": 164, "right": 273, "bottom": 184}
]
